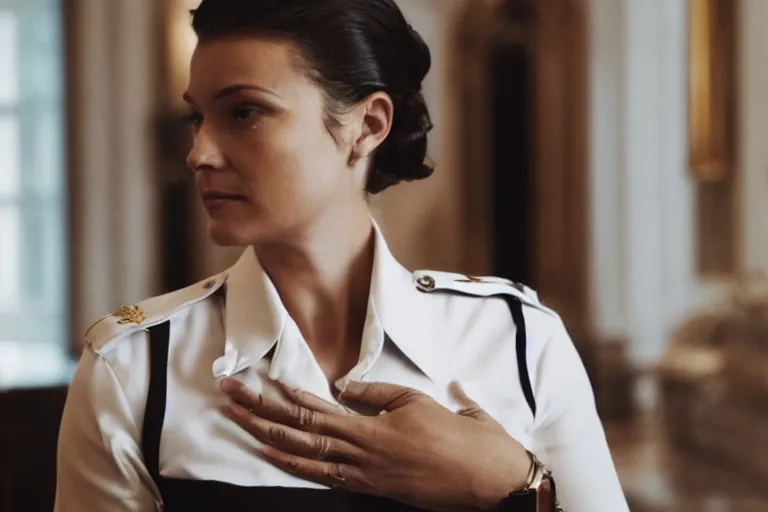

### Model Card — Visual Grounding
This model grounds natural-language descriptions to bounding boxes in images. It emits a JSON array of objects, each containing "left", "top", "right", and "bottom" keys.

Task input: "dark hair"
[{"left": 191, "top": 0, "right": 435, "bottom": 194}]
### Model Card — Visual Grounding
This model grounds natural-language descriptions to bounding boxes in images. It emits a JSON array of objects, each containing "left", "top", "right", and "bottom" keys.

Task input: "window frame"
[{"left": 0, "top": 1, "right": 69, "bottom": 348}]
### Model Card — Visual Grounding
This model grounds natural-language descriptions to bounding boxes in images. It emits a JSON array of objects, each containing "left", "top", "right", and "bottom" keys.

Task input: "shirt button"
[{"left": 416, "top": 275, "right": 436, "bottom": 292}]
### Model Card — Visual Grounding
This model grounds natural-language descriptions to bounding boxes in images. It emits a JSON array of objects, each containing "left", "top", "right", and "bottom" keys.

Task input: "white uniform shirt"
[{"left": 55, "top": 226, "right": 629, "bottom": 512}]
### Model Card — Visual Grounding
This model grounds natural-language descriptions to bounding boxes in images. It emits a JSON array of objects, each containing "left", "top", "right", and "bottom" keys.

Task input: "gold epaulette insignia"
[
  {"left": 455, "top": 275, "right": 526, "bottom": 293},
  {"left": 455, "top": 275, "right": 487, "bottom": 283},
  {"left": 112, "top": 304, "right": 146, "bottom": 325}
]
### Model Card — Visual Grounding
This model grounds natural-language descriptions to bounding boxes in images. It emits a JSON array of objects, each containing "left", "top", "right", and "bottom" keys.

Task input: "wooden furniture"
[
  {"left": 0, "top": 347, "right": 73, "bottom": 512},
  {"left": 659, "top": 280, "right": 768, "bottom": 486},
  {"left": 0, "top": 385, "right": 68, "bottom": 512}
]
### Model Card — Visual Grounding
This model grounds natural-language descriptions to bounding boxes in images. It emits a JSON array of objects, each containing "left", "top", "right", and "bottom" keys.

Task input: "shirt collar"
[{"left": 216, "top": 219, "right": 442, "bottom": 382}]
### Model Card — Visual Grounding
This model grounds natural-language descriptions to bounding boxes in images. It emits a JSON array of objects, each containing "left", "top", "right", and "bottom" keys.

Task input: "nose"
[{"left": 186, "top": 127, "right": 226, "bottom": 172}]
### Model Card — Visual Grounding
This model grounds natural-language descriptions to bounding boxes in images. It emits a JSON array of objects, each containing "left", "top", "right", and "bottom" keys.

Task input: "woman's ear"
[{"left": 348, "top": 92, "right": 394, "bottom": 165}]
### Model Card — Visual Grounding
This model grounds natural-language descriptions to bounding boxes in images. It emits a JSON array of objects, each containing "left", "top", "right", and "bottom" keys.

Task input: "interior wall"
[
  {"left": 587, "top": 0, "right": 626, "bottom": 340},
  {"left": 373, "top": 0, "right": 466, "bottom": 272},
  {"left": 68, "top": 0, "right": 162, "bottom": 346},
  {"left": 739, "top": 0, "right": 768, "bottom": 275},
  {"left": 588, "top": 0, "right": 694, "bottom": 366}
]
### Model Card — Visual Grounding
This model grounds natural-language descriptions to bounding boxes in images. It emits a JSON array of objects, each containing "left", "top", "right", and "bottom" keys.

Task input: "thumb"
[
  {"left": 450, "top": 381, "right": 499, "bottom": 425},
  {"left": 338, "top": 380, "right": 424, "bottom": 412}
]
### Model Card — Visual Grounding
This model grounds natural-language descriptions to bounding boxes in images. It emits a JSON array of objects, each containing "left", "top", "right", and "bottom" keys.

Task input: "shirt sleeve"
[
  {"left": 530, "top": 316, "right": 630, "bottom": 512},
  {"left": 55, "top": 345, "right": 159, "bottom": 512}
]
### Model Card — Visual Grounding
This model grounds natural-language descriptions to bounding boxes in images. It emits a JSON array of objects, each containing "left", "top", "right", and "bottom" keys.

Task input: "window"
[{"left": 0, "top": 0, "right": 67, "bottom": 381}]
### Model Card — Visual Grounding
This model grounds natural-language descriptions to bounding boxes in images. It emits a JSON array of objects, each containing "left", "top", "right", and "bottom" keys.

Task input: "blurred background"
[{"left": 1, "top": 0, "right": 766, "bottom": 510}]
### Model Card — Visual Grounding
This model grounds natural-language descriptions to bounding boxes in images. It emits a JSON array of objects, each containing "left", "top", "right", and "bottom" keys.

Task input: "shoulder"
[
  {"left": 84, "top": 272, "right": 229, "bottom": 355},
  {"left": 409, "top": 269, "right": 569, "bottom": 363},
  {"left": 411, "top": 269, "right": 559, "bottom": 320},
  {"left": 410, "top": 270, "right": 588, "bottom": 421}
]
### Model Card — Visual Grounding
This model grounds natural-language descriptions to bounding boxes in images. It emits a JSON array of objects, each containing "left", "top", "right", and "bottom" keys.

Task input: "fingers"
[
  {"left": 225, "top": 401, "right": 366, "bottom": 462},
  {"left": 449, "top": 381, "right": 499, "bottom": 425},
  {"left": 278, "top": 382, "right": 353, "bottom": 417},
  {"left": 221, "top": 379, "right": 347, "bottom": 435},
  {"left": 260, "top": 445, "right": 367, "bottom": 492},
  {"left": 340, "top": 381, "right": 425, "bottom": 412}
]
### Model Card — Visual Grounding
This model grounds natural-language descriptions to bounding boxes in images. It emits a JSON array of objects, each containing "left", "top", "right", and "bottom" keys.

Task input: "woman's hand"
[{"left": 220, "top": 379, "right": 532, "bottom": 511}]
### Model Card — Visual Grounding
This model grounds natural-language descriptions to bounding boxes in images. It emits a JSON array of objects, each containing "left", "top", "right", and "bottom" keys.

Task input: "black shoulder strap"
[
  {"left": 141, "top": 321, "right": 171, "bottom": 483},
  {"left": 503, "top": 296, "right": 536, "bottom": 417}
]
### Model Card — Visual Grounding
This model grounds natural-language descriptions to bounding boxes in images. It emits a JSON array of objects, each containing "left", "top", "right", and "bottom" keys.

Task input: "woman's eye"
[
  {"left": 232, "top": 107, "right": 259, "bottom": 122},
  {"left": 182, "top": 112, "right": 202, "bottom": 127}
]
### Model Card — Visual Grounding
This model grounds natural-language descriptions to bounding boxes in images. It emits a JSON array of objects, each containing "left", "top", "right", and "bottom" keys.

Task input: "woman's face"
[{"left": 184, "top": 36, "right": 362, "bottom": 246}]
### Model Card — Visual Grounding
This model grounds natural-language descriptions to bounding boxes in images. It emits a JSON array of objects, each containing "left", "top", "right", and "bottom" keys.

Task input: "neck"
[{"left": 253, "top": 205, "right": 375, "bottom": 375}]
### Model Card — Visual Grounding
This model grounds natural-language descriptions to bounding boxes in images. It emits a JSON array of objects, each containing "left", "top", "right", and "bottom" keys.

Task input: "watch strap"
[{"left": 494, "top": 452, "right": 562, "bottom": 511}]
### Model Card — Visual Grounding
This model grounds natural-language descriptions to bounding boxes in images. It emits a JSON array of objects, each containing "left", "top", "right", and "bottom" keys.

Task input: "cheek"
[
  {"left": 246, "top": 123, "right": 347, "bottom": 192},
  {"left": 224, "top": 123, "right": 351, "bottom": 219}
]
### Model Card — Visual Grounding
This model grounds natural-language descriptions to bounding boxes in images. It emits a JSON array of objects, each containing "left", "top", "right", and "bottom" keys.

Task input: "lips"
[
  {"left": 200, "top": 191, "right": 248, "bottom": 209},
  {"left": 201, "top": 191, "right": 247, "bottom": 201}
]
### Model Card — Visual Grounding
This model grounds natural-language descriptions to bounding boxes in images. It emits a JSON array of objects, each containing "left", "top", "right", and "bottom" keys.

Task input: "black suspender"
[
  {"left": 504, "top": 296, "right": 536, "bottom": 417},
  {"left": 141, "top": 321, "right": 171, "bottom": 483}
]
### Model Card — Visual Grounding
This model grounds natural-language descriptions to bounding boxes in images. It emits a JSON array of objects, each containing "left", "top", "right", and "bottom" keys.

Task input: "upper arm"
[
  {"left": 55, "top": 346, "right": 158, "bottom": 512},
  {"left": 530, "top": 317, "right": 630, "bottom": 512}
]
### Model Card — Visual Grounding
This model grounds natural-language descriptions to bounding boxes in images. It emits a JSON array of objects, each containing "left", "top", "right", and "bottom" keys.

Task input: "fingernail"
[
  {"left": 220, "top": 379, "right": 236, "bottom": 393},
  {"left": 334, "top": 377, "right": 350, "bottom": 394},
  {"left": 343, "top": 380, "right": 364, "bottom": 394}
]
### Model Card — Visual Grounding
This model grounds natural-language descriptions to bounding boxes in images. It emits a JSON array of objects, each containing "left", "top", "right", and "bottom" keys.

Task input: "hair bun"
[
  {"left": 367, "top": 88, "right": 434, "bottom": 194},
  {"left": 367, "top": 21, "right": 433, "bottom": 194}
]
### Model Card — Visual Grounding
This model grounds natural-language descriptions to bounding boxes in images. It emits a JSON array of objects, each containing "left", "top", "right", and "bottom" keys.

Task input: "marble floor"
[{"left": 606, "top": 415, "right": 768, "bottom": 512}]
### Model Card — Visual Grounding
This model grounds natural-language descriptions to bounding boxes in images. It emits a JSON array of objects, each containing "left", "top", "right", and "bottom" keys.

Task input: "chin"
[{"left": 207, "top": 219, "right": 257, "bottom": 247}]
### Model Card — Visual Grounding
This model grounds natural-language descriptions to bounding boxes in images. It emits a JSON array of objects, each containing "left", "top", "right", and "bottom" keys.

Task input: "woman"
[{"left": 55, "top": 0, "right": 629, "bottom": 511}]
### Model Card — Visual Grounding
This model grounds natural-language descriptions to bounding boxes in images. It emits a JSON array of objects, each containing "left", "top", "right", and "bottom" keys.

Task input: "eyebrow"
[{"left": 183, "top": 84, "right": 283, "bottom": 104}]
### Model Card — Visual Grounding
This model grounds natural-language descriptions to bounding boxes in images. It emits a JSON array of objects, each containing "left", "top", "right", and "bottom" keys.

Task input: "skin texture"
[{"left": 185, "top": 35, "right": 532, "bottom": 511}]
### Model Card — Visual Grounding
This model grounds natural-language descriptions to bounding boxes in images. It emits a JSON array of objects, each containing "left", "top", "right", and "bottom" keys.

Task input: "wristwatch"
[{"left": 495, "top": 450, "right": 563, "bottom": 512}]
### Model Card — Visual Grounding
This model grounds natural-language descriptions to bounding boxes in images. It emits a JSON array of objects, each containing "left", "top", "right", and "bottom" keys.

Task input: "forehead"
[{"left": 187, "top": 35, "right": 311, "bottom": 99}]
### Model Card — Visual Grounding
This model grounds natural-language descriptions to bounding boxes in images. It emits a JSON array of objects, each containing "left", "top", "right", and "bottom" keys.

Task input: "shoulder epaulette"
[
  {"left": 85, "top": 272, "right": 229, "bottom": 352},
  {"left": 411, "top": 270, "right": 556, "bottom": 317}
]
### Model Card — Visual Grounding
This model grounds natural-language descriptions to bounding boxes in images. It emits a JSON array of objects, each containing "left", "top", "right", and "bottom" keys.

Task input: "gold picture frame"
[{"left": 688, "top": 0, "right": 737, "bottom": 182}]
